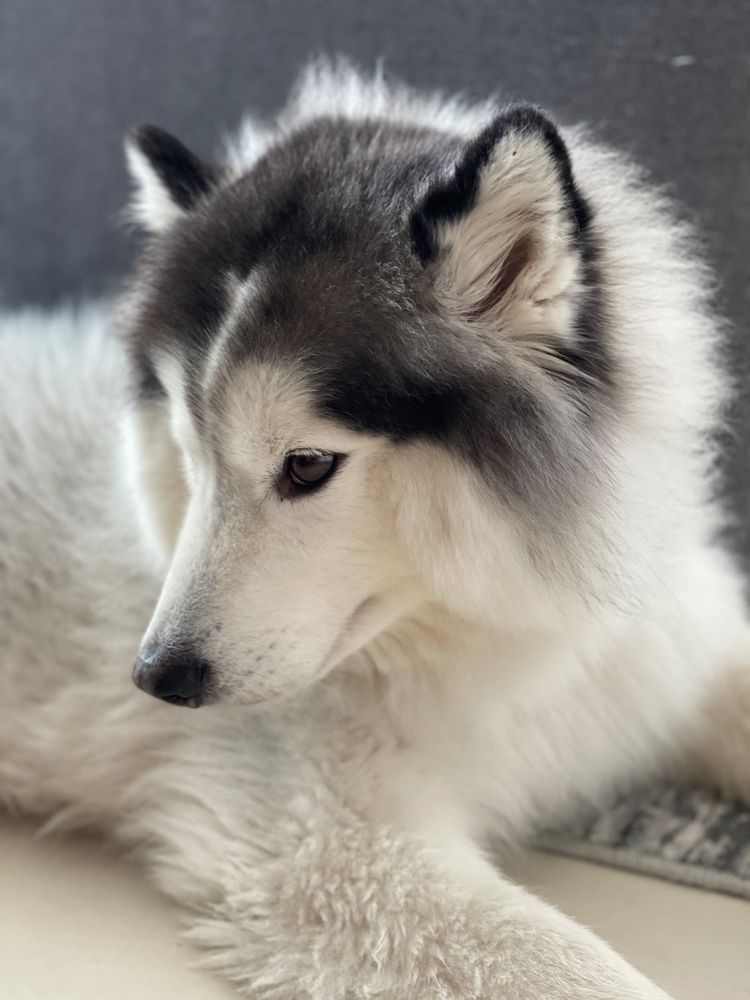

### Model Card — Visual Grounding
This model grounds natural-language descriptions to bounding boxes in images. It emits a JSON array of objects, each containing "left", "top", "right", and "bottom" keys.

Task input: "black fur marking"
[
  {"left": 569, "top": 243, "right": 611, "bottom": 388},
  {"left": 319, "top": 358, "right": 462, "bottom": 442},
  {"left": 130, "top": 124, "right": 218, "bottom": 211},
  {"left": 410, "top": 105, "right": 591, "bottom": 263}
]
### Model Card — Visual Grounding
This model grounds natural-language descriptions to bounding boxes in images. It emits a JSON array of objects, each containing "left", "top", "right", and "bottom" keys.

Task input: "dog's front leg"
[{"left": 126, "top": 750, "right": 670, "bottom": 999}]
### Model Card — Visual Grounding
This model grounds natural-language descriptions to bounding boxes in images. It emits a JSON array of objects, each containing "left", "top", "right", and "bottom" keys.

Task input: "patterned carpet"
[{"left": 539, "top": 784, "right": 750, "bottom": 899}]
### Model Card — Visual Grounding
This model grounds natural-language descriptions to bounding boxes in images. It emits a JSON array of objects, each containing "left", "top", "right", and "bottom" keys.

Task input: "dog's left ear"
[
  {"left": 410, "top": 106, "right": 591, "bottom": 336},
  {"left": 125, "top": 125, "right": 219, "bottom": 233}
]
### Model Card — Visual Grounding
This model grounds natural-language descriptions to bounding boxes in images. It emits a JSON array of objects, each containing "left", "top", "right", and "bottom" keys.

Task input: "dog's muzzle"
[{"left": 133, "top": 645, "right": 209, "bottom": 708}]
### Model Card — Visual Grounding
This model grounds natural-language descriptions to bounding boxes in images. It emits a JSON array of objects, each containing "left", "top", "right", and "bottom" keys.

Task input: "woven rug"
[{"left": 538, "top": 784, "right": 750, "bottom": 900}]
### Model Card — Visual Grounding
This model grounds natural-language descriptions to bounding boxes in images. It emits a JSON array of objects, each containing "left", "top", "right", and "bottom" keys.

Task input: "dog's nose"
[{"left": 133, "top": 648, "right": 208, "bottom": 708}]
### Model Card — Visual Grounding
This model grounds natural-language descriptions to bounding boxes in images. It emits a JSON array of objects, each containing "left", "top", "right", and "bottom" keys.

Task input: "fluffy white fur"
[{"left": 3, "top": 62, "right": 750, "bottom": 998}]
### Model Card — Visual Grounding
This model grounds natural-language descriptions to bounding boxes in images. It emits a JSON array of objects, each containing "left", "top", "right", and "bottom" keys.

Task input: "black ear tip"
[
  {"left": 481, "top": 103, "right": 568, "bottom": 169},
  {"left": 486, "top": 103, "right": 591, "bottom": 232},
  {"left": 500, "top": 103, "right": 559, "bottom": 131},
  {"left": 127, "top": 122, "right": 159, "bottom": 144},
  {"left": 126, "top": 123, "right": 184, "bottom": 158},
  {"left": 125, "top": 124, "right": 218, "bottom": 211}
]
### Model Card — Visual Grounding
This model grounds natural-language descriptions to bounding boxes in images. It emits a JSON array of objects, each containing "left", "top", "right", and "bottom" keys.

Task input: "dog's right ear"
[
  {"left": 409, "top": 107, "right": 591, "bottom": 343},
  {"left": 125, "top": 125, "right": 218, "bottom": 233}
]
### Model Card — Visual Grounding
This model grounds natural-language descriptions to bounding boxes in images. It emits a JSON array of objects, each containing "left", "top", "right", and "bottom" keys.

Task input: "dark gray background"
[{"left": 2, "top": 0, "right": 749, "bottom": 557}]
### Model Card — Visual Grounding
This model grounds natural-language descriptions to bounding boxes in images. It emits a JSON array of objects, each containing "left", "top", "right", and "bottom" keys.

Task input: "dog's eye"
[
  {"left": 288, "top": 451, "right": 335, "bottom": 485},
  {"left": 279, "top": 450, "right": 341, "bottom": 498}
]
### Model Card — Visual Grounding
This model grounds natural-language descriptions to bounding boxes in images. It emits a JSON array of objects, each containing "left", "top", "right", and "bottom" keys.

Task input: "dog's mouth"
[{"left": 161, "top": 693, "right": 202, "bottom": 709}]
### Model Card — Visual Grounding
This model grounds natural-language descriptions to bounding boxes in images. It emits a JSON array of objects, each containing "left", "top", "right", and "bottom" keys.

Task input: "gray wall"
[{"left": 2, "top": 0, "right": 749, "bottom": 555}]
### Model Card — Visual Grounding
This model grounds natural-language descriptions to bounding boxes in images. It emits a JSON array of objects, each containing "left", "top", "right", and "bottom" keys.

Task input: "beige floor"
[{"left": 1, "top": 819, "right": 749, "bottom": 999}]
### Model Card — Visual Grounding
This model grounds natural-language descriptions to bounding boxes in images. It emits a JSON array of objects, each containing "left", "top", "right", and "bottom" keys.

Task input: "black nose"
[{"left": 133, "top": 648, "right": 208, "bottom": 708}]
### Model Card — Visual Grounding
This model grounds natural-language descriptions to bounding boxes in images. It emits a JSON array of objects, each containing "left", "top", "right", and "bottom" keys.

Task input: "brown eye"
[{"left": 280, "top": 450, "right": 341, "bottom": 498}]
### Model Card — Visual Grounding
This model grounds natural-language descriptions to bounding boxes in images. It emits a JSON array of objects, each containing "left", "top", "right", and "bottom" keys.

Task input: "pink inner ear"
[{"left": 465, "top": 233, "right": 535, "bottom": 322}]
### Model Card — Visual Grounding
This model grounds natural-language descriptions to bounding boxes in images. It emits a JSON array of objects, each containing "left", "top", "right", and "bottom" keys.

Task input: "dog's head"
[{"left": 122, "top": 73, "right": 620, "bottom": 708}]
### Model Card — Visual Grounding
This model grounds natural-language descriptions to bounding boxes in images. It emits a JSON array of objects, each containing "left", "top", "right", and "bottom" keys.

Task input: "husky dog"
[{"left": 1, "top": 60, "right": 749, "bottom": 998}]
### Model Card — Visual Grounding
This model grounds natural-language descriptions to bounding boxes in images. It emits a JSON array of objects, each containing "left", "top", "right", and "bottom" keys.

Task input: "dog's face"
[
  {"left": 129, "top": 343, "right": 427, "bottom": 707},
  {"left": 123, "top": 98, "right": 617, "bottom": 708}
]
